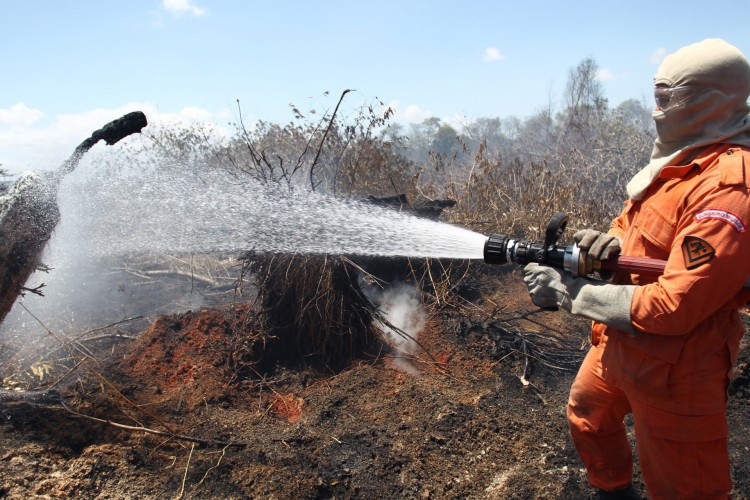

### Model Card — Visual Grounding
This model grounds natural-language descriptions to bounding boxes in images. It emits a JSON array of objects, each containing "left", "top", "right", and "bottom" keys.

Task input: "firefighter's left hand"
[
  {"left": 522, "top": 263, "right": 572, "bottom": 310},
  {"left": 522, "top": 263, "right": 636, "bottom": 334}
]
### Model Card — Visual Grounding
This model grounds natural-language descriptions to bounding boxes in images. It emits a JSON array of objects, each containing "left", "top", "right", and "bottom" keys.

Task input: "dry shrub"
[
  {"left": 440, "top": 143, "right": 625, "bottom": 245},
  {"left": 335, "top": 136, "right": 417, "bottom": 199}
]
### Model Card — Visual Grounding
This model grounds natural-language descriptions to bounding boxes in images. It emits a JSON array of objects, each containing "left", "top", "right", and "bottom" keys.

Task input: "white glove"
[
  {"left": 522, "top": 263, "right": 636, "bottom": 334},
  {"left": 573, "top": 229, "right": 622, "bottom": 261}
]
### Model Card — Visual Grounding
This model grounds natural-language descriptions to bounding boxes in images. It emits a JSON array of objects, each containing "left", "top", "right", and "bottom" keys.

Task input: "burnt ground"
[{"left": 1, "top": 269, "right": 750, "bottom": 499}]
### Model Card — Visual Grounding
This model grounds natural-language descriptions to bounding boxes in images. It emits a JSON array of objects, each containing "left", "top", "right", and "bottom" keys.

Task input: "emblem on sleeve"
[
  {"left": 695, "top": 209, "right": 746, "bottom": 232},
  {"left": 681, "top": 236, "right": 715, "bottom": 269}
]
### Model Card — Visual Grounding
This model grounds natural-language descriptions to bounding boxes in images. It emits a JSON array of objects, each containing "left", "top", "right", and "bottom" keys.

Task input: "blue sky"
[{"left": 2, "top": 0, "right": 749, "bottom": 175}]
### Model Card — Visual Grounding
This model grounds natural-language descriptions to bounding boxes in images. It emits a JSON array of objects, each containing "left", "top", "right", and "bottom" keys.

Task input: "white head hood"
[{"left": 626, "top": 38, "right": 750, "bottom": 200}]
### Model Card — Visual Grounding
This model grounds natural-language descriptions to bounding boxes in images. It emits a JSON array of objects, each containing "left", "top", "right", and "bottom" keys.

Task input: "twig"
[
  {"left": 176, "top": 443, "right": 195, "bottom": 500},
  {"left": 59, "top": 399, "right": 246, "bottom": 449},
  {"left": 0, "top": 388, "right": 61, "bottom": 405},
  {"left": 196, "top": 445, "right": 229, "bottom": 487},
  {"left": 77, "top": 333, "right": 137, "bottom": 343},
  {"left": 45, "top": 358, "right": 86, "bottom": 390},
  {"left": 520, "top": 340, "right": 530, "bottom": 386},
  {"left": 309, "top": 89, "right": 353, "bottom": 190},
  {"left": 339, "top": 257, "right": 387, "bottom": 288},
  {"left": 425, "top": 260, "right": 441, "bottom": 307},
  {"left": 73, "top": 316, "right": 144, "bottom": 340},
  {"left": 18, "top": 283, "right": 46, "bottom": 297},
  {"left": 21, "top": 303, "right": 178, "bottom": 435},
  {"left": 371, "top": 310, "right": 437, "bottom": 365}
]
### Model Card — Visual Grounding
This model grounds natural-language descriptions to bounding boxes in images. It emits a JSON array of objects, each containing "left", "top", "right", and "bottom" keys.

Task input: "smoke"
[{"left": 361, "top": 280, "right": 426, "bottom": 375}]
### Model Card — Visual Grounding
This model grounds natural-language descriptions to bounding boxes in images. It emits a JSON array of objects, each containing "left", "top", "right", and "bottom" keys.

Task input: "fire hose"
[{"left": 483, "top": 212, "right": 672, "bottom": 279}]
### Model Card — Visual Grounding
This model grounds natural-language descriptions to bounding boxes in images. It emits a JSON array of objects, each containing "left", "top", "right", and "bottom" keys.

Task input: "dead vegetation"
[
  {"left": 0, "top": 78, "right": 648, "bottom": 398},
  {"left": 0, "top": 62, "right": 707, "bottom": 498}
]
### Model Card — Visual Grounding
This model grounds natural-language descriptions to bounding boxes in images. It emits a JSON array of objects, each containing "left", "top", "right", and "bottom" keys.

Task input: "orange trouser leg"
[
  {"left": 629, "top": 399, "right": 731, "bottom": 499},
  {"left": 569, "top": 345, "right": 732, "bottom": 499},
  {"left": 567, "top": 345, "right": 633, "bottom": 491}
]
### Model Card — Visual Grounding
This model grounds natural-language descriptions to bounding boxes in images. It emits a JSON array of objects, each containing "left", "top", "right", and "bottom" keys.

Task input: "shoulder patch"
[
  {"left": 681, "top": 236, "right": 715, "bottom": 269},
  {"left": 695, "top": 209, "right": 746, "bottom": 232}
]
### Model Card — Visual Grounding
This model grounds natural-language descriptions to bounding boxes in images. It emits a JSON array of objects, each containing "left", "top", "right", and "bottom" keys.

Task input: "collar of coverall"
[
  {"left": 657, "top": 144, "right": 733, "bottom": 179},
  {"left": 626, "top": 38, "right": 750, "bottom": 200}
]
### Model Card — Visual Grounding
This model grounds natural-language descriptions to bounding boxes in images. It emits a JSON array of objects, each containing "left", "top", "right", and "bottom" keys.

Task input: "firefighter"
[{"left": 522, "top": 38, "right": 750, "bottom": 499}]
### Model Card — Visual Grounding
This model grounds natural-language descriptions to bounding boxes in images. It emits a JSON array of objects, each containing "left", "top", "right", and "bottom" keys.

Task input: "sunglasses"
[{"left": 654, "top": 85, "right": 703, "bottom": 111}]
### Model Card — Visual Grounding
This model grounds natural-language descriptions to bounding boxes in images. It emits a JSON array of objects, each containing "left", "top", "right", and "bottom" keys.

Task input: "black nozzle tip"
[{"left": 484, "top": 234, "right": 509, "bottom": 265}]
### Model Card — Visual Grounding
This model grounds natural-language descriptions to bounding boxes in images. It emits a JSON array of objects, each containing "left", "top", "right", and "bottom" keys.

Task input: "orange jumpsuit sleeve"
[{"left": 630, "top": 180, "right": 750, "bottom": 335}]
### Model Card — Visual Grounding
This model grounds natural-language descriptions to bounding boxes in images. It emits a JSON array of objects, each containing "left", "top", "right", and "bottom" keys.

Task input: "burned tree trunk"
[{"left": 0, "top": 111, "right": 147, "bottom": 326}]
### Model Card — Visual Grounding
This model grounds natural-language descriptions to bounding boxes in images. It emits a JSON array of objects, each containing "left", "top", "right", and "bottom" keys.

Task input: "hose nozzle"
[{"left": 483, "top": 234, "right": 510, "bottom": 265}]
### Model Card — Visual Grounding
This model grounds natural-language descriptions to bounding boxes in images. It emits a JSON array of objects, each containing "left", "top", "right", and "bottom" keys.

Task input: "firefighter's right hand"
[{"left": 573, "top": 229, "right": 621, "bottom": 260}]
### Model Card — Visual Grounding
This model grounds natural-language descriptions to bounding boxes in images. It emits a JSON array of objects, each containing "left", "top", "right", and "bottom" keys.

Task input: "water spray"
[{"left": 0, "top": 111, "right": 148, "bottom": 326}]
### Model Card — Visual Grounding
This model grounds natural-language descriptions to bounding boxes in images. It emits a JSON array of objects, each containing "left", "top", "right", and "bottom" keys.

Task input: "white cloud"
[
  {"left": 649, "top": 48, "right": 667, "bottom": 65},
  {"left": 483, "top": 47, "right": 505, "bottom": 62},
  {"left": 443, "top": 114, "right": 471, "bottom": 131},
  {"left": 0, "top": 103, "right": 44, "bottom": 127},
  {"left": 162, "top": 0, "right": 206, "bottom": 16},
  {"left": 0, "top": 103, "right": 232, "bottom": 175},
  {"left": 150, "top": 106, "right": 217, "bottom": 124},
  {"left": 596, "top": 68, "right": 616, "bottom": 82},
  {"left": 385, "top": 100, "right": 434, "bottom": 125},
  {"left": 402, "top": 104, "right": 433, "bottom": 123},
  {"left": 382, "top": 100, "right": 474, "bottom": 130}
]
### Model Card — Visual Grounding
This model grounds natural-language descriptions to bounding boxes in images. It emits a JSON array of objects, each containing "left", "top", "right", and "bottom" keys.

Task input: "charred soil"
[{"left": 1, "top": 271, "right": 750, "bottom": 499}]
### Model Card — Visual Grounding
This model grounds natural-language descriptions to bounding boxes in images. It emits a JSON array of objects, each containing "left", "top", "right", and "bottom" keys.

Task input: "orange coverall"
[{"left": 568, "top": 144, "right": 750, "bottom": 498}]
